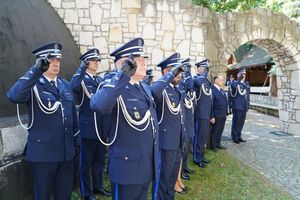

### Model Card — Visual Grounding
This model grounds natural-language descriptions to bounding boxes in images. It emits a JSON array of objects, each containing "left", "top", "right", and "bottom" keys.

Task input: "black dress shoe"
[
  {"left": 181, "top": 186, "right": 189, "bottom": 192},
  {"left": 174, "top": 189, "right": 187, "bottom": 194},
  {"left": 197, "top": 162, "right": 206, "bottom": 168},
  {"left": 217, "top": 145, "right": 227, "bottom": 149},
  {"left": 181, "top": 173, "right": 190, "bottom": 180},
  {"left": 238, "top": 138, "right": 246, "bottom": 142},
  {"left": 211, "top": 148, "right": 218, "bottom": 152},
  {"left": 233, "top": 140, "right": 240, "bottom": 144},
  {"left": 93, "top": 188, "right": 112, "bottom": 197},
  {"left": 84, "top": 196, "right": 96, "bottom": 200},
  {"left": 183, "top": 167, "right": 195, "bottom": 174},
  {"left": 202, "top": 158, "right": 211, "bottom": 164}
]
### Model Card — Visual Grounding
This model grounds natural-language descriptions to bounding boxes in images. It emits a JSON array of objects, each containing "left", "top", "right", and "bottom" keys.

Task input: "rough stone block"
[
  {"left": 162, "top": 12, "right": 175, "bottom": 31},
  {"left": 111, "top": 0, "right": 121, "bottom": 17},
  {"left": 109, "top": 24, "right": 122, "bottom": 42},
  {"left": 122, "top": 0, "right": 141, "bottom": 9},
  {"left": 62, "top": 2, "right": 75, "bottom": 8},
  {"left": 48, "top": 0, "right": 61, "bottom": 8},
  {"left": 144, "top": 4, "right": 156, "bottom": 17},
  {"left": 76, "top": 0, "right": 89, "bottom": 8},
  {"left": 64, "top": 9, "right": 78, "bottom": 24},
  {"left": 79, "top": 32, "right": 93, "bottom": 45},
  {"left": 161, "top": 31, "right": 173, "bottom": 50},
  {"left": 174, "top": 24, "right": 185, "bottom": 39},
  {"left": 205, "top": 40, "right": 219, "bottom": 61},
  {"left": 279, "top": 109, "right": 289, "bottom": 122},
  {"left": 152, "top": 48, "right": 163, "bottom": 65},
  {"left": 90, "top": 4, "right": 103, "bottom": 25},
  {"left": 296, "top": 110, "right": 300, "bottom": 122},
  {"left": 191, "top": 27, "right": 203, "bottom": 43},
  {"left": 156, "top": 0, "right": 169, "bottom": 11},
  {"left": 291, "top": 70, "right": 300, "bottom": 90},
  {"left": 293, "top": 96, "right": 300, "bottom": 109},
  {"left": 128, "top": 14, "right": 137, "bottom": 32},
  {"left": 176, "top": 40, "right": 190, "bottom": 59},
  {"left": 142, "top": 23, "right": 155, "bottom": 39},
  {"left": 286, "top": 63, "right": 300, "bottom": 71},
  {"left": 80, "top": 18, "right": 91, "bottom": 25},
  {"left": 0, "top": 125, "right": 28, "bottom": 160}
]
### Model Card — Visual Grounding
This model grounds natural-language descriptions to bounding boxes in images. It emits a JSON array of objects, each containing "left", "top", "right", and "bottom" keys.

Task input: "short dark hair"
[{"left": 213, "top": 76, "right": 219, "bottom": 82}]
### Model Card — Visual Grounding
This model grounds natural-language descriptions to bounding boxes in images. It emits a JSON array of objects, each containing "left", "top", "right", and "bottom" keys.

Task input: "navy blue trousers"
[
  {"left": 231, "top": 109, "right": 247, "bottom": 141},
  {"left": 182, "top": 136, "right": 193, "bottom": 171},
  {"left": 79, "top": 138, "right": 106, "bottom": 197},
  {"left": 157, "top": 148, "right": 181, "bottom": 200},
  {"left": 111, "top": 182, "right": 150, "bottom": 200},
  {"left": 193, "top": 119, "right": 210, "bottom": 164},
  {"left": 30, "top": 159, "right": 73, "bottom": 200},
  {"left": 210, "top": 117, "right": 226, "bottom": 149}
]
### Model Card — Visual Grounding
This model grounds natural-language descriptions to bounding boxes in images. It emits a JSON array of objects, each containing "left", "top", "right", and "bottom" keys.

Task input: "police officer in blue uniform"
[
  {"left": 230, "top": 68, "right": 250, "bottom": 143},
  {"left": 70, "top": 48, "right": 111, "bottom": 200},
  {"left": 90, "top": 38, "right": 184, "bottom": 200},
  {"left": 210, "top": 75, "right": 228, "bottom": 151},
  {"left": 193, "top": 59, "right": 213, "bottom": 168},
  {"left": 180, "top": 58, "right": 195, "bottom": 178},
  {"left": 155, "top": 53, "right": 186, "bottom": 200},
  {"left": 7, "top": 42, "right": 79, "bottom": 200}
]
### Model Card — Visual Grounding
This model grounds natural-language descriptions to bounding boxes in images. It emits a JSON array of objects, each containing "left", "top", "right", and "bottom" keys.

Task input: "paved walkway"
[{"left": 222, "top": 110, "right": 300, "bottom": 199}]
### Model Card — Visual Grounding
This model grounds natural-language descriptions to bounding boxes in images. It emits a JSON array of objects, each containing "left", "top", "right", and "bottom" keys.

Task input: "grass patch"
[{"left": 72, "top": 150, "right": 293, "bottom": 200}]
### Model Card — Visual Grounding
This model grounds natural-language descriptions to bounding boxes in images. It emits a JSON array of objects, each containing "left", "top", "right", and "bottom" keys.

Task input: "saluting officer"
[
  {"left": 7, "top": 43, "right": 79, "bottom": 200},
  {"left": 180, "top": 58, "right": 195, "bottom": 178},
  {"left": 230, "top": 68, "right": 250, "bottom": 143},
  {"left": 70, "top": 48, "right": 111, "bottom": 200},
  {"left": 193, "top": 59, "right": 213, "bottom": 168},
  {"left": 154, "top": 53, "right": 185, "bottom": 200},
  {"left": 90, "top": 38, "right": 182, "bottom": 200}
]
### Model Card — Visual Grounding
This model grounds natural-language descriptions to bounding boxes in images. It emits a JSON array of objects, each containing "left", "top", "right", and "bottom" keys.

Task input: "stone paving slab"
[{"left": 222, "top": 110, "right": 300, "bottom": 199}]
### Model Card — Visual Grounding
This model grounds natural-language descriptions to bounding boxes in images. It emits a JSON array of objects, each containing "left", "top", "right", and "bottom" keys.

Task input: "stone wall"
[{"left": 47, "top": 0, "right": 300, "bottom": 133}]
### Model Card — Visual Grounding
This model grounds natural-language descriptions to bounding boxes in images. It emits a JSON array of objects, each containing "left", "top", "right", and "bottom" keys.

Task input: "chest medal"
[{"left": 134, "top": 111, "right": 140, "bottom": 120}]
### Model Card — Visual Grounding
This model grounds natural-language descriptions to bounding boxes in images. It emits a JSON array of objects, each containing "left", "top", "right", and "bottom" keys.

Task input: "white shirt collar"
[
  {"left": 44, "top": 75, "right": 57, "bottom": 85},
  {"left": 214, "top": 83, "right": 220, "bottom": 91},
  {"left": 86, "top": 71, "right": 96, "bottom": 79},
  {"left": 169, "top": 83, "right": 175, "bottom": 88}
]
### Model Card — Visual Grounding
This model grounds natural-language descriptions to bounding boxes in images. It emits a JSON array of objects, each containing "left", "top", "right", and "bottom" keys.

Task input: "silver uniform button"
[{"left": 125, "top": 156, "right": 128, "bottom": 160}]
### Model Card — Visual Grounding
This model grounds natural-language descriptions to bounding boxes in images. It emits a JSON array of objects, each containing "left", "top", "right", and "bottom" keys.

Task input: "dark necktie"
[
  {"left": 50, "top": 80, "right": 56, "bottom": 87},
  {"left": 50, "top": 80, "right": 58, "bottom": 92},
  {"left": 134, "top": 83, "right": 142, "bottom": 92}
]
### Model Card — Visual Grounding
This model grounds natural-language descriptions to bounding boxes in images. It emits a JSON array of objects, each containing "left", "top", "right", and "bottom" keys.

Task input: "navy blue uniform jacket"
[
  {"left": 193, "top": 75, "right": 213, "bottom": 120},
  {"left": 90, "top": 71, "right": 174, "bottom": 185},
  {"left": 70, "top": 67, "right": 104, "bottom": 139},
  {"left": 7, "top": 66, "right": 79, "bottom": 162},
  {"left": 230, "top": 80, "right": 250, "bottom": 111}
]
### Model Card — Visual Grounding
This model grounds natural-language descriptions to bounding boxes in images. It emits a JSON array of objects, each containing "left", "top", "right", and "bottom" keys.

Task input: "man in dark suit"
[
  {"left": 210, "top": 75, "right": 228, "bottom": 151},
  {"left": 7, "top": 43, "right": 79, "bottom": 200},
  {"left": 70, "top": 48, "right": 111, "bottom": 200}
]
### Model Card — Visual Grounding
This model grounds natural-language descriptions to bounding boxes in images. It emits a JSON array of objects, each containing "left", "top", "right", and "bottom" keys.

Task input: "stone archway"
[
  {"left": 219, "top": 9, "right": 300, "bottom": 135},
  {"left": 46, "top": 0, "right": 300, "bottom": 134}
]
